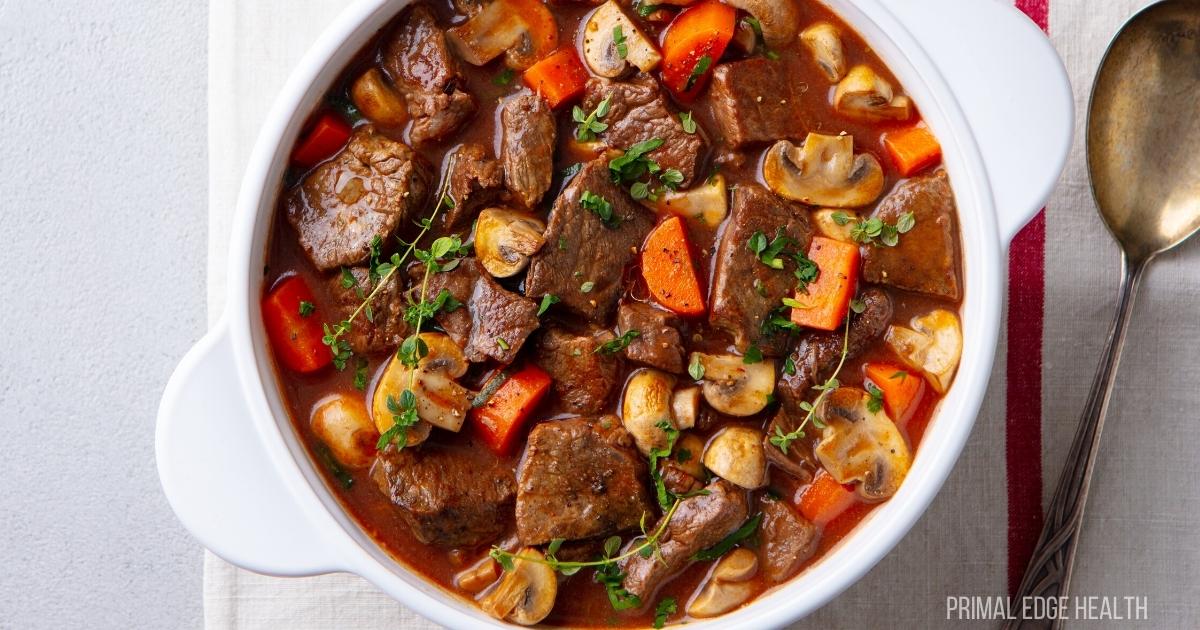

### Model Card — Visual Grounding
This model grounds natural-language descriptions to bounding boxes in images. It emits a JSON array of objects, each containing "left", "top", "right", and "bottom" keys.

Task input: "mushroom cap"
[
  {"left": 800, "top": 22, "right": 846, "bottom": 82},
  {"left": 688, "top": 548, "right": 760, "bottom": 618},
  {"left": 446, "top": 0, "right": 559, "bottom": 70},
  {"left": 814, "top": 387, "right": 912, "bottom": 500},
  {"left": 885, "top": 309, "right": 962, "bottom": 394},
  {"left": 723, "top": 0, "right": 801, "bottom": 48},
  {"left": 372, "top": 333, "right": 471, "bottom": 435},
  {"left": 621, "top": 368, "right": 679, "bottom": 455},
  {"left": 763, "top": 133, "right": 885, "bottom": 208},
  {"left": 474, "top": 207, "right": 547, "bottom": 279},
  {"left": 310, "top": 394, "right": 379, "bottom": 469},
  {"left": 703, "top": 426, "right": 769, "bottom": 489},
  {"left": 350, "top": 68, "right": 409, "bottom": 128},
  {"left": 649, "top": 173, "right": 729, "bottom": 229},
  {"left": 833, "top": 65, "right": 913, "bottom": 122},
  {"left": 690, "top": 352, "right": 776, "bottom": 417},
  {"left": 812, "top": 208, "right": 859, "bottom": 243},
  {"left": 479, "top": 548, "right": 557, "bottom": 626},
  {"left": 582, "top": 1, "right": 662, "bottom": 78}
]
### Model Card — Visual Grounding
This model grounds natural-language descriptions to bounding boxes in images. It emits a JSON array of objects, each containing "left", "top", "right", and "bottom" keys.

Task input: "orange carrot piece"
[
  {"left": 798, "top": 470, "right": 859, "bottom": 527},
  {"left": 642, "top": 216, "right": 707, "bottom": 317},
  {"left": 884, "top": 124, "right": 942, "bottom": 177},
  {"left": 864, "top": 363, "right": 926, "bottom": 427},
  {"left": 790, "top": 237, "right": 860, "bottom": 331},
  {"left": 660, "top": 1, "right": 737, "bottom": 100},
  {"left": 471, "top": 365, "right": 553, "bottom": 456},
  {"left": 522, "top": 47, "right": 589, "bottom": 109}
]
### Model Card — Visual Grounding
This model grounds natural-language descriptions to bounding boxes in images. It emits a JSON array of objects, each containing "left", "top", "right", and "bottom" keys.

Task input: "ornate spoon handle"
[{"left": 1006, "top": 255, "right": 1148, "bottom": 629}]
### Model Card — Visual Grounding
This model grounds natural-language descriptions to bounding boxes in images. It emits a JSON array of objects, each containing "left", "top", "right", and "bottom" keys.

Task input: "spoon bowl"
[
  {"left": 1088, "top": 0, "right": 1200, "bottom": 261},
  {"left": 1011, "top": 3, "right": 1200, "bottom": 626}
]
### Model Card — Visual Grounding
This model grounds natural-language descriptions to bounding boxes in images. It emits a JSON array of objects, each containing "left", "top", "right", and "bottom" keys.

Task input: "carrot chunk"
[
  {"left": 864, "top": 363, "right": 926, "bottom": 426},
  {"left": 789, "top": 237, "right": 860, "bottom": 331},
  {"left": 798, "top": 470, "right": 859, "bottom": 526},
  {"left": 262, "top": 275, "right": 331, "bottom": 374},
  {"left": 291, "top": 112, "right": 351, "bottom": 169},
  {"left": 660, "top": 1, "right": 737, "bottom": 101},
  {"left": 884, "top": 124, "right": 942, "bottom": 177},
  {"left": 641, "top": 216, "right": 707, "bottom": 317},
  {"left": 471, "top": 365, "right": 553, "bottom": 456},
  {"left": 522, "top": 47, "right": 589, "bottom": 109}
]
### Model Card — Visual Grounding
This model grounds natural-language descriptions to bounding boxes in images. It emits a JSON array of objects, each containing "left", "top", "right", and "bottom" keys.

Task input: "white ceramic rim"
[{"left": 208, "top": 0, "right": 1032, "bottom": 627}]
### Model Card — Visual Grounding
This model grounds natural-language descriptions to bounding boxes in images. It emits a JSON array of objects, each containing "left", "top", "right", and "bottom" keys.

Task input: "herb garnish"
[
  {"left": 685, "top": 54, "right": 713, "bottom": 91},
  {"left": 743, "top": 344, "right": 764, "bottom": 364},
  {"left": 614, "top": 25, "right": 628, "bottom": 59},
  {"left": 688, "top": 355, "right": 705, "bottom": 381},
  {"left": 573, "top": 96, "right": 612, "bottom": 142},
  {"left": 634, "top": 1, "right": 662, "bottom": 18},
  {"left": 692, "top": 513, "right": 762, "bottom": 561},
  {"left": 495, "top": 337, "right": 510, "bottom": 351},
  {"left": 581, "top": 190, "right": 621, "bottom": 228},
  {"left": 352, "top": 357, "right": 369, "bottom": 391},
  {"left": 866, "top": 382, "right": 885, "bottom": 414},
  {"left": 769, "top": 308, "right": 855, "bottom": 454},
  {"left": 747, "top": 228, "right": 822, "bottom": 291},
  {"left": 596, "top": 330, "right": 641, "bottom": 355},
  {"left": 493, "top": 67, "right": 516, "bottom": 86},
  {"left": 648, "top": 420, "right": 681, "bottom": 508},
  {"left": 653, "top": 597, "right": 677, "bottom": 629},
  {"left": 679, "top": 111, "right": 697, "bottom": 134},
  {"left": 834, "top": 211, "right": 916, "bottom": 247},
  {"left": 580, "top": 281, "right": 596, "bottom": 293},
  {"left": 537, "top": 294, "right": 560, "bottom": 317}
]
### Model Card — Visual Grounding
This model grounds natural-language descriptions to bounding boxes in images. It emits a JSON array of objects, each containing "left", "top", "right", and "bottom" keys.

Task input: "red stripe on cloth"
[{"left": 1006, "top": 0, "right": 1050, "bottom": 596}]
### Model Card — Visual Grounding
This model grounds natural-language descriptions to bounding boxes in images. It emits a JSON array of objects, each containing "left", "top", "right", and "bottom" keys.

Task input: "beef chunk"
[
  {"left": 660, "top": 460, "right": 703, "bottom": 497},
  {"left": 463, "top": 271, "right": 540, "bottom": 364},
  {"left": 413, "top": 258, "right": 539, "bottom": 363},
  {"left": 286, "top": 127, "right": 433, "bottom": 270},
  {"left": 382, "top": 5, "right": 476, "bottom": 145},
  {"left": 439, "top": 143, "right": 504, "bottom": 235},
  {"left": 767, "top": 288, "right": 893, "bottom": 478},
  {"left": 327, "top": 268, "right": 409, "bottom": 355},
  {"left": 709, "top": 58, "right": 810, "bottom": 148},
  {"left": 501, "top": 92, "right": 557, "bottom": 208},
  {"left": 862, "top": 169, "right": 961, "bottom": 300},
  {"left": 709, "top": 184, "right": 813, "bottom": 355},
  {"left": 583, "top": 76, "right": 706, "bottom": 187},
  {"left": 758, "top": 496, "right": 818, "bottom": 583},
  {"left": 413, "top": 258, "right": 480, "bottom": 349},
  {"left": 621, "top": 480, "right": 748, "bottom": 599},
  {"left": 515, "top": 418, "right": 653, "bottom": 545},
  {"left": 371, "top": 445, "right": 515, "bottom": 547},
  {"left": 618, "top": 303, "right": 686, "bottom": 374},
  {"left": 534, "top": 327, "right": 621, "bottom": 414},
  {"left": 526, "top": 160, "right": 656, "bottom": 323}
]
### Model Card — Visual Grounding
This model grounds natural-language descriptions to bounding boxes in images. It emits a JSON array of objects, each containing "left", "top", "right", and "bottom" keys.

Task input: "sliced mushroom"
[
  {"left": 310, "top": 394, "right": 379, "bottom": 468},
  {"left": 800, "top": 23, "right": 846, "bottom": 82},
  {"left": 648, "top": 173, "right": 729, "bottom": 228},
  {"left": 814, "top": 387, "right": 912, "bottom": 501},
  {"left": 690, "top": 352, "right": 775, "bottom": 417},
  {"left": 763, "top": 133, "right": 885, "bottom": 208},
  {"left": 671, "top": 385, "right": 701, "bottom": 430},
  {"left": 455, "top": 556, "right": 501, "bottom": 595},
  {"left": 373, "top": 333, "right": 471, "bottom": 437},
  {"left": 703, "top": 426, "right": 768, "bottom": 489},
  {"left": 673, "top": 432, "right": 706, "bottom": 480},
  {"left": 885, "top": 309, "right": 962, "bottom": 394},
  {"left": 474, "top": 208, "right": 546, "bottom": 278},
  {"left": 722, "top": 0, "right": 800, "bottom": 49},
  {"left": 446, "top": 0, "right": 559, "bottom": 70},
  {"left": 350, "top": 68, "right": 409, "bottom": 129},
  {"left": 812, "top": 209, "right": 858, "bottom": 243},
  {"left": 621, "top": 368, "right": 679, "bottom": 455},
  {"left": 479, "top": 548, "right": 557, "bottom": 626},
  {"left": 583, "top": 1, "right": 662, "bottom": 78},
  {"left": 834, "top": 65, "right": 913, "bottom": 122},
  {"left": 688, "top": 548, "right": 759, "bottom": 618}
]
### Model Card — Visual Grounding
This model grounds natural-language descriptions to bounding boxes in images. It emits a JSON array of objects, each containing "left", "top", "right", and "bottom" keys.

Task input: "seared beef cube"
[
  {"left": 618, "top": 303, "right": 686, "bottom": 374},
  {"left": 439, "top": 143, "right": 504, "bottom": 236},
  {"left": 526, "top": 160, "right": 656, "bottom": 323},
  {"left": 501, "top": 92, "right": 557, "bottom": 208},
  {"left": 768, "top": 288, "right": 892, "bottom": 478},
  {"left": 413, "top": 258, "right": 539, "bottom": 364},
  {"left": 534, "top": 327, "right": 620, "bottom": 414},
  {"left": 621, "top": 480, "right": 748, "bottom": 599},
  {"left": 709, "top": 58, "right": 809, "bottom": 148},
  {"left": 371, "top": 445, "right": 516, "bottom": 547},
  {"left": 327, "top": 267, "right": 409, "bottom": 355},
  {"left": 382, "top": 5, "right": 476, "bottom": 145},
  {"left": 582, "top": 76, "right": 706, "bottom": 187},
  {"left": 286, "top": 127, "right": 433, "bottom": 270},
  {"left": 660, "top": 459, "right": 703, "bottom": 497},
  {"left": 515, "top": 418, "right": 653, "bottom": 545},
  {"left": 709, "top": 184, "right": 813, "bottom": 355},
  {"left": 462, "top": 271, "right": 540, "bottom": 364},
  {"left": 758, "top": 496, "right": 818, "bottom": 583},
  {"left": 862, "top": 169, "right": 961, "bottom": 300},
  {"left": 412, "top": 258, "right": 481, "bottom": 349}
]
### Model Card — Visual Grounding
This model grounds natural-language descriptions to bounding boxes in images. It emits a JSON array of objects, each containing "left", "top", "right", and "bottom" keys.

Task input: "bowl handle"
[
  {"left": 885, "top": 0, "right": 1074, "bottom": 245},
  {"left": 156, "top": 320, "right": 340, "bottom": 576}
]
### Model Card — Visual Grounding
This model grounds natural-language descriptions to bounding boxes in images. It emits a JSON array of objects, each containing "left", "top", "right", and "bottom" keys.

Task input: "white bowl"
[{"left": 157, "top": 1, "right": 1072, "bottom": 627}]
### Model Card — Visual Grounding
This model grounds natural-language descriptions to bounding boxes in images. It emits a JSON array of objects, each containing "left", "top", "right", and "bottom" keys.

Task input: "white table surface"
[{"left": 0, "top": 0, "right": 207, "bottom": 628}]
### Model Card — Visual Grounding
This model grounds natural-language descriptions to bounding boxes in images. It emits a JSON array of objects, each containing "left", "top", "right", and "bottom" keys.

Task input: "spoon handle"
[{"left": 1006, "top": 255, "right": 1147, "bottom": 629}]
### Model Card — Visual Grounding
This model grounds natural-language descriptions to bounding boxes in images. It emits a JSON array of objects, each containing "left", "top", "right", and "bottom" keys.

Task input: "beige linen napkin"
[{"left": 205, "top": 0, "right": 1198, "bottom": 627}]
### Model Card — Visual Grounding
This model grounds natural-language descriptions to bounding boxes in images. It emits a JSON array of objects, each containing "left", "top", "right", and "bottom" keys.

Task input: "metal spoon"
[{"left": 1008, "top": 2, "right": 1200, "bottom": 626}]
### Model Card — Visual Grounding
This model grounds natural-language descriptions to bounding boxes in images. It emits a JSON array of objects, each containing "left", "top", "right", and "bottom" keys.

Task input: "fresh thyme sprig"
[{"left": 769, "top": 307, "right": 856, "bottom": 454}]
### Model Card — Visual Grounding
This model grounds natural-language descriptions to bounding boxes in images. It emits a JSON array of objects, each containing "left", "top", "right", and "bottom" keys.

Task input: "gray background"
[{"left": 0, "top": 0, "right": 206, "bottom": 628}]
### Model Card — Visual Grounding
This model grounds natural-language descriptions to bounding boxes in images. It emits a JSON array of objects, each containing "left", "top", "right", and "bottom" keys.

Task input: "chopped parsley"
[
  {"left": 743, "top": 344, "right": 764, "bottom": 364},
  {"left": 580, "top": 281, "right": 596, "bottom": 293},
  {"left": 685, "top": 54, "right": 713, "bottom": 91},
  {"left": 492, "top": 67, "right": 515, "bottom": 86},
  {"left": 596, "top": 330, "right": 640, "bottom": 355},
  {"left": 688, "top": 355, "right": 705, "bottom": 381},
  {"left": 839, "top": 211, "right": 917, "bottom": 247},
  {"left": 537, "top": 294, "right": 560, "bottom": 317},
  {"left": 495, "top": 337, "right": 510, "bottom": 351},
  {"left": 614, "top": 25, "right": 628, "bottom": 59},
  {"left": 581, "top": 190, "right": 621, "bottom": 228},
  {"left": 679, "top": 111, "right": 698, "bottom": 134},
  {"left": 573, "top": 96, "right": 612, "bottom": 142},
  {"left": 653, "top": 597, "right": 677, "bottom": 629},
  {"left": 866, "top": 382, "right": 885, "bottom": 414},
  {"left": 692, "top": 513, "right": 762, "bottom": 561},
  {"left": 352, "top": 357, "right": 369, "bottom": 391},
  {"left": 298, "top": 301, "right": 315, "bottom": 317}
]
